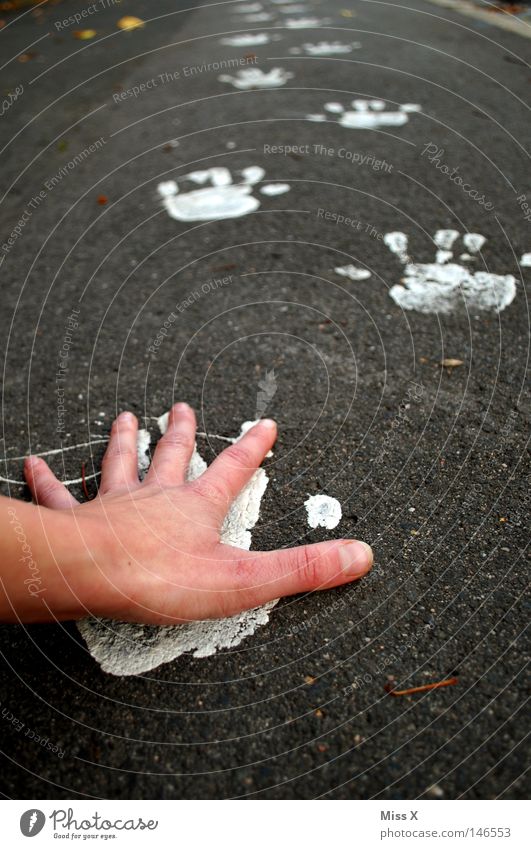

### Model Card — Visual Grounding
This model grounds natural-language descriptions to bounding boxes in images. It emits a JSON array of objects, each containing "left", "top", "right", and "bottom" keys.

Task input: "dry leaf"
[
  {"left": 97, "top": 195, "right": 108, "bottom": 205},
  {"left": 441, "top": 358, "right": 464, "bottom": 368},
  {"left": 304, "top": 675, "right": 316, "bottom": 685},
  {"left": 117, "top": 16, "right": 145, "bottom": 31},
  {"left": 73, "top": 29, "right": 97, "bottom": 40}
]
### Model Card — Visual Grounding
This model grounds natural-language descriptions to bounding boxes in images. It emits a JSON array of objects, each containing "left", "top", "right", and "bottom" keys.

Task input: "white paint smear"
[
  {"left": 334, "top": 264, "right": 371, "bottom": 281},
  {"left": 519, "top": 252, "right": 531, "bottom": 266},
  {"left": 297, "top": 41, "right": 361, "bottom": 55},
  {"left": 307, "top": 99, "right": 421, "bottom": 129},
  {"left": 219, "top": 67, "right": 293, "bottom": 89},
  {"left": 386, "top": 230, "right": 516, "bottom": 314},
  {"left": 305, "top": 494, "right": 342, "bottom": 529},
  {"left": 220, "top": 33, "right": 271, "bottom": 45},
  {"left": 157, "top": 166, "right": 289, "bottom": 222},
  {"left": 285, "top": 17, "right": 326, "bottom": 27},
  {"left": 259, "top": 183, "right": 290, "bottom": 196},
  {"left": 77, "top": 416, "right": 278, "bottom": 676}
]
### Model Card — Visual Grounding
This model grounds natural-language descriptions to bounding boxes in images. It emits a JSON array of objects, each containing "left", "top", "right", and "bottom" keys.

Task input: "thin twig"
[
  {"left": 81, "top": 462, "right": 91, "bottom": 500},
  {"left": 385, "top": 677, "right": 458, "bottom": 697}
]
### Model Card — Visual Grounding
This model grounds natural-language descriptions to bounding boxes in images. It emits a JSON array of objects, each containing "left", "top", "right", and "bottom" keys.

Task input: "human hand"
[{"left": 14, "top": 404, "right": 373, "bottom": 624}]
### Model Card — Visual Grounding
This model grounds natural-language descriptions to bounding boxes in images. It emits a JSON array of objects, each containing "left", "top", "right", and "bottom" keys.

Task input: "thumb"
[{"left": 212, "top": 539, "right": 373, "bottom": 615}]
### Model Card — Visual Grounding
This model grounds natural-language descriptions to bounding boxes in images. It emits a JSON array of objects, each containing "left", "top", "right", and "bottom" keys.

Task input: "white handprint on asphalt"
[
  {"left": 219, "top": 68, "right": 293, "bottom": 89},
  {"left": 157, "top": 166, "right": 290, "bottom": 222},
  {"left": 384, "top": 229, "right": 517, "bottom": 313},
  {"left": 307, "top": 98, "right": 421, "bottom": 128}
]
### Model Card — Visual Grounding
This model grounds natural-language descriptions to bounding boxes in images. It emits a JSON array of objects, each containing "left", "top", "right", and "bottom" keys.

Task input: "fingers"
[
  {"left": 99, "top": 411, "right": 140, "bottom": 495},
  {"left": 192, "top": 539, "right": 373, "bottom": 619},
  {"left": 192, "top": 419, "right": 276, "bottom": 511},
  {"left": 145, "top": 402, "right": 196, "bottom": 487},
  {"left": 24, "top": 456, "right": 78, "bottom": 510}
]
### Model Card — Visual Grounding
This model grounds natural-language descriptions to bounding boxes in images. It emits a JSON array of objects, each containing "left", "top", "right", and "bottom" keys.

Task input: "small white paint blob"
[
  {"left": 220, "top": 33, "right": 270, "bottom": 46},
  {"left": 299, "top": 41, "right": 361, "bottom": 55},
  {"left": 305, "top": 494, "right": 342, "bottom": 529},
  {"left": 259, "top": 183, "right": 291, "bottom": 196},
  {"left": 519, "top": 252, "right": 531, "bottom": 267},
  {"left": 157, "top": 166, "right": 290, "bottom": 222},
  {"left": 463, "top": 233, "right": 486, "bottom": 253},
  {"left": 307, "top": 98, "right": 422, "bottom": 129},
  {"left": 334, "top": 264, "right": 371, "bottom": 281},
  {"left": 77, "top": 414, "right": 277, "bottom": 676},
  {"left": 385, "top": 230, "right": 517, "bottom": 314},
  {"left": 219, "top": 67, "right": 293, "bottom": 89},
  {"left": 137, "top": 429, "right": 151, "bottom": 478}
]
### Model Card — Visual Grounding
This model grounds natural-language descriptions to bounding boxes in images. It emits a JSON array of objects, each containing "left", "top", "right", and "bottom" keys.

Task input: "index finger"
[{"left": 192, "top": 419, "right": 277, "bottom": 507}]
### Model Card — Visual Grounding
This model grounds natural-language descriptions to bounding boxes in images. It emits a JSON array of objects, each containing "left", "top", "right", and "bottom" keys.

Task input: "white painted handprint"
[
  {"left": 157, "top": 166, "right": 290, "bottom": 222},
  {"left": 307, "top": 98, "right": 421, "bottom": 128},
  {"left": 219, "top": 67, "right": 293, "bottom": 89},
  {"left": 384, "top": 229, "right": 516, "bottom": 313},
  {"left": 78, "top": 416, "right": 278, "bottom": 676}
]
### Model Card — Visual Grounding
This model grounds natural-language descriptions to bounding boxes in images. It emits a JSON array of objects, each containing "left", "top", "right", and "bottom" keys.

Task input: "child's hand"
[{"left": 3, "top": 404, "right": 372, "bottom": 624}]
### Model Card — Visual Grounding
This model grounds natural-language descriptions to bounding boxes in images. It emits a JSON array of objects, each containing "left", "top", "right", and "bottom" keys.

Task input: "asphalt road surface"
[{"left": 0, "top": 0, "right": 529, "bottom": 799}]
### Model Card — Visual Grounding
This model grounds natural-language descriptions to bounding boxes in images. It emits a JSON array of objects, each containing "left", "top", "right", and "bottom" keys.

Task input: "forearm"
[{"left": 0, "top": 496, "right": 104, "bottom": 622}]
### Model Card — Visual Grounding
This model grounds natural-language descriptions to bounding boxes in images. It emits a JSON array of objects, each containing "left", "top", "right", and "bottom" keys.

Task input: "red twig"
[
  {"left": 81, "top": 462, "right": 91, "bottom": 500},
  {"left": 385, "top": 677, "right": 458, "bottom": 697}
]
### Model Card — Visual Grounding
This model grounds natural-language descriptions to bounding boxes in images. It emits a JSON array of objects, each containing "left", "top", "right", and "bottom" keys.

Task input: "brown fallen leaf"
[
  {"left": 441, "top": 358, "right": 463, "bottom": 368},
  {"left": 117, "top": 16, "right": 145, "bottom": 30},
  {"left": 73, "top": 29, "right": 97, "bottom": 40},
  {"left": 17, "top": 51, "right": 37, "bottom": 62},
  {"left": 304, "top": 675, "right": 316, "bottom": 685},
  {"left": 97, "top": 195, "right": 108, "bottom": 205}
]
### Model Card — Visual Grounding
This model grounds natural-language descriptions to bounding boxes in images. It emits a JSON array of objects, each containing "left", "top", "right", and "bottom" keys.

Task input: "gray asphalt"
[{"left": 0, "top": 0, "right": 529, "bottom": 799}]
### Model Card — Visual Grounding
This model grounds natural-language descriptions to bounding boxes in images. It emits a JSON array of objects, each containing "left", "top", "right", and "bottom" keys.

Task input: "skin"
[{"left": 0, "top": 403, "right": 373, "bottom": 624}]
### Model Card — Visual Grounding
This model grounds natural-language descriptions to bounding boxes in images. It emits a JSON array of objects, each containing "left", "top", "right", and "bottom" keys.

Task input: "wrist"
[{"left": 1, "top": 500, "right": 115, "bottom": 622}]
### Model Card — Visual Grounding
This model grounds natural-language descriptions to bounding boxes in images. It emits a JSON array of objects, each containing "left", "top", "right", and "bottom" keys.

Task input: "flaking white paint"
[
  {"left": 386, "top": 230, "right": 516, "bottom": 314},
  {"left": 334, "top": 264, "right": 371, "bottom": 281}
]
